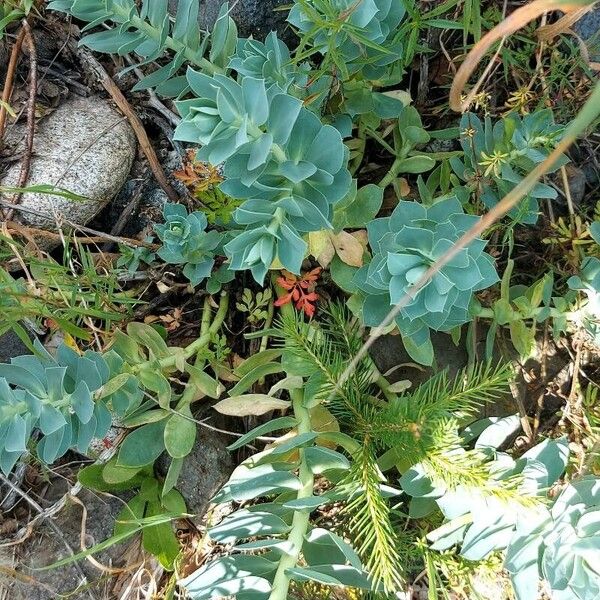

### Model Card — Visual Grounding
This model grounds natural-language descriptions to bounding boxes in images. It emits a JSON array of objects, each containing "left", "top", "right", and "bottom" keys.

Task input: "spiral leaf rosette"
[
  {"left": 229, "top": 32, "right": 305, "bottom": 94},
  {"left": 0, "top": 341, "right": 141, "bottom": 474},
  {"left": 288, "top": 0, "right": 405, "bottom": 79},
  {"left": 174, "top": 70, "right": 351, "bottom": 282},
  {"left": 451, "top": 110, "right": 566, "bottom": 224},
  {"left": 354, "top": 198, "right": 498, "bottom": 364},
  {"left": 506, "top": 477, "right": 600, "bottom": 600},
  {"left": 155, "top": 203, "right": 222, "bottom": 286}
]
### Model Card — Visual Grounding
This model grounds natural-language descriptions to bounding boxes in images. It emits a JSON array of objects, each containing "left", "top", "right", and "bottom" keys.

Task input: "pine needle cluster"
[{"left": 272, "top": 304, "right": 517, "bottom": 593}]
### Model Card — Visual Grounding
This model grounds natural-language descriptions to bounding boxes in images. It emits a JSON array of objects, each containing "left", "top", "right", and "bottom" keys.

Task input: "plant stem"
[
  {"left": 267, "top": 279, "right": 314, "bottom": 600},
  {"left": 200, "top": 295, "right": 213, "bottom": 338},
  {"left": 259, "top": 299, "right": 275, "bottom": 355},
  {"left": 111, "top": 6, "right": 222, "bottom": 76},
  {"left": 268, "top": 388, "right": 314, "bottom": 600},
  {"left": 378, "top": 156, "right": 404, "bottom": 189},
  {"left": 257, "top": 298, "right": 275, "bottom": 386},
  {"left": 177, "top": 296, "right": 218, "bottom": 405},
  {"left": 375, "top": 373, "right": 398, "bottom": 403},
  {"left": 178, "top": 291, "right": 229, "bottom": 361},
  {"left": 134, "top": 292, "right": 229, "bottom": 373}
]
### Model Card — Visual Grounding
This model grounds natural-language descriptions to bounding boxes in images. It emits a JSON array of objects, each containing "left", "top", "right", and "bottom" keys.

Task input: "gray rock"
[
  {"left": 370, "top": 331, "right": 469, "bottom": 389},
  {"left": 169, "top": 0, "right": 293, "bottom": 42},
  {"left": 1, "top": 485, "right": 130, "bottom": 600},
  {"left": 574, "top": 6, "right": 600, "bottom": 39},
  {"left": 156, "top": 425, "right": 233, "bottom": 521},
  {"left": 0, "top": 331, "right": 30, "bottom": 363},
  {"left": 0, "top": 95, "right": 136, "bottom": 242},
  {"left": 573, "top": 6, "right": 600, "bottom": 61},
  {"left": 553, "top": 164, "right": 587, "bottom": 207}
]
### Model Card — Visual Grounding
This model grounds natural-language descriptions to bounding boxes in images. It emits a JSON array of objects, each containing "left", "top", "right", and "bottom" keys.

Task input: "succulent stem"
[
  {"left": 111, "top": 5, "right": 223, "bottom": 76},
  {"left": 268, "top": 388, "right": 314, "bottom": 600},
  {"left": 132, "top": 291, "right": 229, "bottom": 373}
]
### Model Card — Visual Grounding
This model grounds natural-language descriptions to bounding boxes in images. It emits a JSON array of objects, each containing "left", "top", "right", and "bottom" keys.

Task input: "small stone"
[
  {"left": 156, "top": 425, "right": 233, "bottom": 521},
  {"left": 0, "top": 95, "right": 136, "bottom": 247},
  {"left": 0, "top": 331, "right": 31, "bottom": 363},
  {"left": 169, "top": 0, "right": 294, "bottom": 42},
  {"left": 560, "top": 164, "right": 587, "bottom": 207},
  {"left": 574, "top": 7, "right": 600, "bottom": 61}
]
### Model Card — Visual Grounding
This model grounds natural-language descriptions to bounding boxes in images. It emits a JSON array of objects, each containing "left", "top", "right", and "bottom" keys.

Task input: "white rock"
[{"left": 1, "top": 95, "right": 136, "bottom": 236}]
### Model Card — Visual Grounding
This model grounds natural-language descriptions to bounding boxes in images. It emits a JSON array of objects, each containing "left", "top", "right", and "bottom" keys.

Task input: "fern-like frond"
[
  {"left": 343, "top": 441, "right": 405, "bottom": 593},
  {"left": 441, "top": 362, "right": 514, "bottom": 417},
  {"left": 272, "top": 310, "right": 374, "bottom": 422},
  {"left": 423, "top": 450, "right": 541, "bottom": 508},
  {"left": 363, "top": 363, "right": 513, "bottom": 461},
  {"left": 320, "top": 302, "right": 365, "bottom": 358}
]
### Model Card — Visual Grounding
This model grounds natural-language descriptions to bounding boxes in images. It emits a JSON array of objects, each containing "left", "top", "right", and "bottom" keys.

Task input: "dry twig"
[
  {"left": 5, "top": 20, "right": 38, "bottom": 221},
  {"left": 0, "top": 200, "right": 157, "bottom": 248},
  {"left": 0, "top": 28, "right": 26, "bottom": 146},
  {"left": 449, "top": 0, "right": 585, "bottom": 112},
  {"left": 72, "top": 45, "right": 180, "bottom": 203}
]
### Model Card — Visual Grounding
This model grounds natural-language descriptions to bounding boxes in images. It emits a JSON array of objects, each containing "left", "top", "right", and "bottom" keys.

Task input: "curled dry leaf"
[
  {"left": 331, "top": 231, "right": 364, "bottom": 267},
  {"left": 350, "top": 230, "right": 368, "bottom": 251},
  {"left": 213, "top": 394, "right": 291, "bottom": 416},
  {"left": 309, "top": 230, "right": 366, "bottom": 268},
  {"left": 309, "top": 230, "right": 336, "bottom": 268}
]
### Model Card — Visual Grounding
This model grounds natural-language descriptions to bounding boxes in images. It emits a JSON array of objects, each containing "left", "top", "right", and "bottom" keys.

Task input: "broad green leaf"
[
  {"left": 121, "top": 409, "right": 170, "bottom": 428},
  {"left": 227, "top": 416, "right": 298, "bottom": 451},
  {"left": 286, "top": 565, "right": 372, "bottom": 589},
  {"left": 78, "top": 463, "right": 145, "bottom": 492},
  {"left": 110, "top": 330, "right": 142, "bottom": 365},
  {"left": 97, "top": 373, "right": 132, "bottom": 399},
  {"left": 102, "top": 459, "right": 144, "bottom": 485},
  {"left": 228, "top": 363, "right": 285, "bottom": 396},
  {"left": 460, "top": 517, "right": 516, "bottom": 561},
  {"left": 126, "top": 322, "right": 170, "bottom": 359},
  {"left": 303, "top": 528, "right": 362, "bottom": 569},
  {"left": 396, "top": 155, "right": 435, "bottom": 174},
  {"left": 268, "top": 376, "right": 303, "bottom": 396},
  {"left": 475, "top": 414, "right": 521, "bottom": 449},
  {"left": 509, "top": 320, "right": 536, "bottom": 358},
  {"left": 409, "top": 496, "right": 438, "bottom": 519},
  {"left": 521, "top": 437, "right": 569, "bottom": 486},
  {"left": 282, "top": 496, "right": 329, "bottom": 511},
  {"left": 142, "top": 499, "right": 181, "bottom": 569},
  {"left": 333, "top": 184, "right": 384, "bottom": 230},
  {"left": 330, "top": 256, "right": 360, "bottom": 293},
  {"left": 138, "top": 368, "right": 172, "bottom": 408},
  {"left": 229, "top": 468, "right": 302, "bottom": 502},
  {"left": 208, "top": 509, "right": 291, "bottom": 544},
  {"left": 118, "top": 420, "right": 167, "bottom": 467},
  {"left": 164, "top": 409, "right": 196, "bottom": 459},
  {"left": 427, "top": 514, "right": 472, "bottom": 551},
  {"left": 185, "top": 364, "right": 223, "bottom": 399},
  {"left": 315, "top": 432, "right": 361, "bottom": 454},
  {"left": 162, "top": 457, "right": 184, "bottom": 496},
  {"left": 402, "top": 333, "right": 434, "bottom": 367},
  {"left": 304, "top": 446, "right": 350, "bottom": 474},
  {"left": 233, "top": 349, "right": 283, "bottom": 377},
  {"left": 269, "top": 432, "right": 318, "bottom": 456}
]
